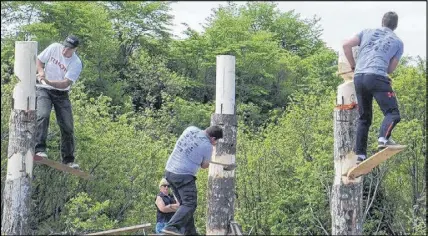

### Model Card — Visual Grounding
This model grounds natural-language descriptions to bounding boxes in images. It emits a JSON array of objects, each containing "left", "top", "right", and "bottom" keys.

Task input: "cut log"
[
  {"left": 86, "top": 223, "right": 151, "bottom": 235},
  {"left": 34, "top": 154, "right": 93, "bottom": 180},
  {"left": 347, "top": 145, "right": 406, "bottom": 179}
]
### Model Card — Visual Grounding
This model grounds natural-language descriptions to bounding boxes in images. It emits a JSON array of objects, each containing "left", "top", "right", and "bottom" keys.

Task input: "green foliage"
[
  {"left": 1, "top": 1, "right": 425, "bottom": 235},
  {"left": 234, "top": 88, "right": 336, "bottom": 235},
  {"left": 166, "top": 1, "right": 336, "bottom": 127},
  {"left": 61, "top": 192, "right": 117, "bottom": 234},
  {"left": 136, "top": 93, "right": 213, "bottom": 136},
  {"left": 123, "top": 49, "right": 189, "bottom": 111}
]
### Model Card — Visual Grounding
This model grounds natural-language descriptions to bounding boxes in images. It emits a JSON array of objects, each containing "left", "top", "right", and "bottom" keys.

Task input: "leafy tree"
[{"left": 0, "top": 2, "right": 425, "bottom": 235}]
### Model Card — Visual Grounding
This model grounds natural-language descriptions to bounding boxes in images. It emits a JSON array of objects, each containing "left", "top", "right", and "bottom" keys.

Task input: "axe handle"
[
  {"left": 337, "top": 70, "right": 354, "bottom": 76},
  {"left": 210, "top": 161, "right": 231, "bottom": 166},
  {"left": 210, "top": 161, "right": 237, "bottom": 170}
]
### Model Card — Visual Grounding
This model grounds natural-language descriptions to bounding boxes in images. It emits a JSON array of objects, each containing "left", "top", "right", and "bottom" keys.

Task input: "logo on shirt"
[{"left": 50, "top": 56, "right": 68, "bottom": 73}]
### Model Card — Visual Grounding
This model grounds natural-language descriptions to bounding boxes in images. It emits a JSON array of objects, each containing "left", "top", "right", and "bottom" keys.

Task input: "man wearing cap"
[
  {"left": 342, "top": 12, "right": 403, "bottom": 164},
  {"left": 35, "top": 35, "right": 83, "bottom": 169}
]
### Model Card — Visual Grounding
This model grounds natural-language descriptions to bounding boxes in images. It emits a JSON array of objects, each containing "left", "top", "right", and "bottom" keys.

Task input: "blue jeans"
[
  {"left": 353, "top": 73, "right": 401, "bottom": 156},
  {"left": 156, "top": 222, "right": 166, "bottom": 234},
  {"left": 157, "top": 222, "right": 185, "bottom": 234},
  {"left": 35, "top": 87, "right": 75, "bottom": 164}
]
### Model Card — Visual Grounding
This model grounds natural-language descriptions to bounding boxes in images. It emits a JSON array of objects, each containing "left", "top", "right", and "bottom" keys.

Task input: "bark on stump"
[
  {"left": 2, "top": 111, "right": 37, "bottom": 235},
  {"left": 207, "top": 114, "right": 237, "bottom": 235},
  {"left": 331, "top": 46, "right": 363, "bottom": 235},
  {"left": 2, "top": 41, "right": 37, "bottom": 235},
  {"left": 331, "top": 99, "right": 363, "bottom": 235},
  {"left": 206, "top": 55, "right": 238, "bottom": 235}
]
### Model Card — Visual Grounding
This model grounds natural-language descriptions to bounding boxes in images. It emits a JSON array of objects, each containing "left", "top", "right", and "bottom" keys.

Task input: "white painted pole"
[
  {"left": 215, "top": 55, "right": 236, "bottom": 114},
  {"left": 13, "top": 41, "right": 38, "bottom": 111},
  {"left": 2, "top": 41, "right": 37, "bottom": 235},
  {"left": 207, "top": 55, "right": 238, "bottom": 235}
]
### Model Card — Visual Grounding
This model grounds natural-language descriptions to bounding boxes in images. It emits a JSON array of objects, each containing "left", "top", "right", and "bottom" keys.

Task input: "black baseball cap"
[{"left": 63, "top": 35, "right": 80, "bottom": 48}]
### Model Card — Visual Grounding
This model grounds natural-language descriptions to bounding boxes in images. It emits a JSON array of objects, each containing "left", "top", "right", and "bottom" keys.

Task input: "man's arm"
[
  {"left": 387, "top": 57, "right": 400, "bottom": 75},
  {"left": 387, "top": 42, "right": 404, "bottom": 75},
  {"left": 41, "top": 78, "right": 73, "bottom": 89},
  {"left": 201, "top": 160, "right": 210, "bottom": 169},
  {"left": 36, "top": 59, "right": 46, "bottom": 80},
  {"left": 36, "top": 43, "right": 53, "bottom": 80},
  {"left": 36, "top": 43, "right": 55, "bottom": 81},
  {"left": 36, "top": 56, "right": 73, "bottom": 89},
  {"left": 200, "top": 144, "right": 213, "bottom": 169},
  {"left": 342, "top": 35, "right": 361, "bottom": 70},
  {"left": 42, "top": 60, "right": 81, "bottom": 89}
]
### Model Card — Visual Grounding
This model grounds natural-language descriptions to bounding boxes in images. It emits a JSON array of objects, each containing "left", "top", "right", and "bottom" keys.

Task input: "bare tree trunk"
[
  {"left": 206, "top": 55, "right": 238, "bottom": 235},
  {"left": 2, "top": 41, "right": 37, "bottom": 235},
  {"left": 331, "top": 47, "right": 364, "bottom": 235}
]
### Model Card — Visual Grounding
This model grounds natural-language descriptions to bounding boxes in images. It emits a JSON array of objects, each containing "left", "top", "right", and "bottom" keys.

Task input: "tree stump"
[
  {"left": 330, "top": 46, "right": 364, "bottom": 235},
  {"left": 2, "top": 41, "right": 37, "bottom": 235},
  {"left": 206, "top": 55, "right": 238, "bottom": 235}
]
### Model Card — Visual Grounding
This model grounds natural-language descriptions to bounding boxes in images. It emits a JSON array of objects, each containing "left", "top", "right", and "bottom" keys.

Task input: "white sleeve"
[
  {"left": 65, "top": 59, "right": 82, "bottom": 83},
  {"left": 37, "top": 43, "right": 55, "bottom": 63}
]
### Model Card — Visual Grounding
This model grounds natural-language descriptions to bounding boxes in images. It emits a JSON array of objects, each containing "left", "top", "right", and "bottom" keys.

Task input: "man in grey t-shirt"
[
  {"left": 343, "top": 12, "right": 403, "bottom": 164},
  {"left": 162, "top": 126, "right": 223, "bottom": 235}
]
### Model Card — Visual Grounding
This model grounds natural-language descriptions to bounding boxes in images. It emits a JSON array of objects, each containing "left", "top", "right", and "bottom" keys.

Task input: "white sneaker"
[
  {"left": 378, "top": 137, "right": 399, "bottom": 150},
  {"left": 36, "top": 152, "right": 48, "bottom": 158},
  {"left": 66, "top": 162, "right": 80, "bottom": 169}
]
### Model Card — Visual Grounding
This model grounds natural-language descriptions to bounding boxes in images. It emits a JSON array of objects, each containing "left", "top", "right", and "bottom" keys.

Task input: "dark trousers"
[
  {"left": 165, "top": 171, "right": 198, "bottom": 235},
  {"left": 35, "top": 87, "right": 75, "bottom": 164},
  {"left": 353, "top": 73, "right": 401, "bottom": 156}
]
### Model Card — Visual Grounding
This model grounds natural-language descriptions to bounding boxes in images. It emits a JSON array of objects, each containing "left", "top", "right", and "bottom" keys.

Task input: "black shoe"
[
  {"left": 162, "top": 226, "right": 182, "bottom": 235},
  {"left": 378, "top": 138, "right": 399, "bottom": 150}
]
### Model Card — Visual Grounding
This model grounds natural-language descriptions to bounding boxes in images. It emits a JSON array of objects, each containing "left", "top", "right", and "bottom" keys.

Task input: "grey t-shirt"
[
  {"left": 165, "top": 126, "right": 213, "bottom": 176},
  {"left": 355, "top": 27, "right": 404, "bottom": 77}
]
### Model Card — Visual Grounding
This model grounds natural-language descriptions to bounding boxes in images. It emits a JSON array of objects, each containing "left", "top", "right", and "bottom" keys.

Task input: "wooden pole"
[
  {"left": 206, "top": 55, "right": 238, "bottom": 235},
  {"left": 1, "top": 41, "right": 38, "bottom": 235},
  {"left": 331, "top": 46, "right": 364, "bottom": 235}
]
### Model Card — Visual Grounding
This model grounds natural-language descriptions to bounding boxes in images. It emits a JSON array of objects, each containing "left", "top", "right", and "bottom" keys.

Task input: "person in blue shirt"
[
  {"left": 161, "top": 126, "right": 223, "bottom": 235},
  {"left": 342, "top": 12, "right": 403, "bottom": 164}
]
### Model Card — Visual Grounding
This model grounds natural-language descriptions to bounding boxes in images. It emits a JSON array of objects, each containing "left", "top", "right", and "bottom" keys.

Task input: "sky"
[{"left": 169, "top": 1, "right": 427, "bottom": 59}]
